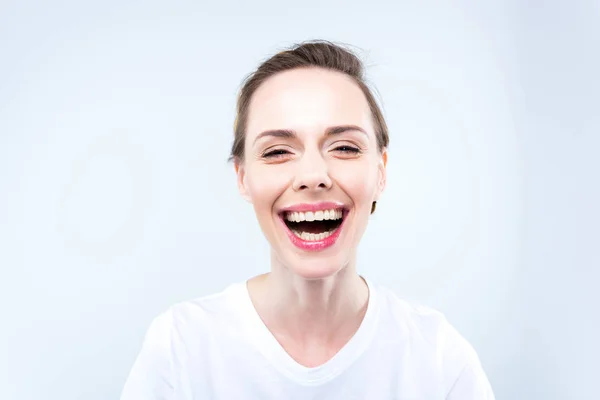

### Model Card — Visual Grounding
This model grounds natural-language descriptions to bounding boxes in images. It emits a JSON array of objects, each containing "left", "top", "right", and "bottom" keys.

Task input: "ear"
[
  {"left": 375, "top": 149, "right": 388, "bottom": 200},
  {"left": 234, "top": 160, "right": 252, "bottom": 203}
]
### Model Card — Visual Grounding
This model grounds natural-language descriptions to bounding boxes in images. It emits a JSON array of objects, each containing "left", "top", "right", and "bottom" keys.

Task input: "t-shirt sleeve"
[
  {"left": 120, "top": 309, "right": 174, "bottom": 400},
  {"left": 445, "top": 354, "right": 495, "bottom": 400}
]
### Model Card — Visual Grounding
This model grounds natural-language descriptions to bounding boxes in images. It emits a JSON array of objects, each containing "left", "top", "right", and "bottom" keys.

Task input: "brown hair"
[{"left": 229, "top": 39, "right": 389, "bottom": 163}]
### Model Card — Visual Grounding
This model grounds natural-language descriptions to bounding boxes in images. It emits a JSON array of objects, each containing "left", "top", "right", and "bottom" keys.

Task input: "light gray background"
[{"left": 0, "top": 1, "right": 598, "bottom": 399}]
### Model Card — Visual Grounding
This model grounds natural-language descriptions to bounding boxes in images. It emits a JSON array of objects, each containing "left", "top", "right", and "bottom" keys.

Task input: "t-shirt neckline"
[{"left": 230, "top": 276, "right": 381, "bottom": 386}]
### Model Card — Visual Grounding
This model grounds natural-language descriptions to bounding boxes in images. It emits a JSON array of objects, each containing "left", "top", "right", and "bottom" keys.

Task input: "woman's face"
[{"left": 236, "top": 67, "right": 387, "bottom": 279}]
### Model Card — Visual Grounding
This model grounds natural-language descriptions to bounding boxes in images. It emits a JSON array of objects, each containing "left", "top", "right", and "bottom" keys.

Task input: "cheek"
[
  {"left": 246, "top": 165, "right": 290, "bottom": 211},
  {"left": 332, "top": 161, "right": 379, "bottom": 205}
]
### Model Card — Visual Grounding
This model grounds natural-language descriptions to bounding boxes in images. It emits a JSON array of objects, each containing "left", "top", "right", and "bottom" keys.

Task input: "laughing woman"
[{"left": 121, "top": 40, "right": 495, "bottom": 399}]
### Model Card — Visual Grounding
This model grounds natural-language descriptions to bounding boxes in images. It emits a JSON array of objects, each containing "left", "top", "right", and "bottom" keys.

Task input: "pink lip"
[{"left": 278, "top": 203, "right": 348, "bottom": 252}]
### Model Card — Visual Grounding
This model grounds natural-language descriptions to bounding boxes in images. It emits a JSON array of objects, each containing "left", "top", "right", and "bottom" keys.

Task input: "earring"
[{"left": 371, "top": 201, "right": 377, "bottom": 214}]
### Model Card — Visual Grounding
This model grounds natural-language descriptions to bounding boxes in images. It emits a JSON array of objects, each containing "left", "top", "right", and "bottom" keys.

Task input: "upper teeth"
[{"left": 285, "top": 209, "right": 343, "bottom": 222}]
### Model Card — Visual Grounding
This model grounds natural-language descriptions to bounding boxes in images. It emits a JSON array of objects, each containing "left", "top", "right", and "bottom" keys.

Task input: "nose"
[{"left": 292, "top": 152, "right": 332, "bottom": 192}]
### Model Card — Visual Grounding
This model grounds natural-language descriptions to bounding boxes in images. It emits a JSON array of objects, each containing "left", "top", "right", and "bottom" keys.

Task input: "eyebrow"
[{"left": 253, "top": 124, "right": 368, "bottom": 145}]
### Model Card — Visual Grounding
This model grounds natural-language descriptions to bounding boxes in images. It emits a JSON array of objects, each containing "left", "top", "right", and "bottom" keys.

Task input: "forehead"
[{"left": 246, "top": 68, "right": 374, "bottom": 138}]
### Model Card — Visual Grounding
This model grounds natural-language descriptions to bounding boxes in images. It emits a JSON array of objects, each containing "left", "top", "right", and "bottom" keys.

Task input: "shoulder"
[
  {"left": 376, "top": 285, "right": 459, "bottom": 337},
  {"left": 130, "top": 283, "right": 243, "bottom": 366},
  {"left": 376, "top": 283, "right": 476, "bottom": 357},
  {"left": 373, "top": 282, "right": 493, "bottom": 397},
  {"left": 154, "top": 283, "right": 243, "bottom": 335},
  {"left": 121, "top": 285, "right": 242, "bottom": 399}
]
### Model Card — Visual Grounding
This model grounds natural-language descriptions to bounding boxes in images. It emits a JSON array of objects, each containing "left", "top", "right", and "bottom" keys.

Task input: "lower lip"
[{"left": 280, "top": 212, "right": 346, "bottom": 251}]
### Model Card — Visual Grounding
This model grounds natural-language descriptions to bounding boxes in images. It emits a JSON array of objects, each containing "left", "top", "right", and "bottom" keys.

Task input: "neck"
[{"left": 247, "top": 254, "right": 370, "bottom": 346}]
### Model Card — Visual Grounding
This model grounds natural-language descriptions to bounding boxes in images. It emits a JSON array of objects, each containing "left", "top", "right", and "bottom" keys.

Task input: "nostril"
[{"left": 294, "top": 179, "right": 330, "bottom": 191}]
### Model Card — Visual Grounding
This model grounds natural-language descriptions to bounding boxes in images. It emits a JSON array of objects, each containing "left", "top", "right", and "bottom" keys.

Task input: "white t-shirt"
[{"left": 121, "top": 278, "right": 495, "bottom": 399}]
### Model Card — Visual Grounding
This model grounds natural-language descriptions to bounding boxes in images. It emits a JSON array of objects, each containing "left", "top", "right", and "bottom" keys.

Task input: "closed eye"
[
  {"left": 263, "top": 146, "right": 360, "bottom": 159},
  {"left": 334, "top": 145, "right": 360, "bottom": 154},
  {"left": 262, "top": 149, "right": 292, "bottom": 158}
]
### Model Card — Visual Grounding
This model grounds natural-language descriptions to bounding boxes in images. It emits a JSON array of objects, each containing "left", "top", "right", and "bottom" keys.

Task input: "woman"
[{"left": 121, "top": 40, "right": 495, "bottom": 399}]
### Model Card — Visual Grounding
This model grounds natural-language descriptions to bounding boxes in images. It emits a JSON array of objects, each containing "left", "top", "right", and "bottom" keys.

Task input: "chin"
[
  {"left": 276, "top": 248, "right": 351, "bottom": 280},
  {"left": 285, "top": 255, "right": 348, "bottom": 280}
]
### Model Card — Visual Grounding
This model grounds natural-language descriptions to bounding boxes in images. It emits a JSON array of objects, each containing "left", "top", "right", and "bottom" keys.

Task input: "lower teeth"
[{"left": 291, "top": 229, "right": 336, "bottom": 241}]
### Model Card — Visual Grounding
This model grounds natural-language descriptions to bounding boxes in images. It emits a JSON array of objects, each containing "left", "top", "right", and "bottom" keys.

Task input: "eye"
[
  {"left": 333, "top": 145, "right": 361, "bottom": 154},
  {"left": 262, "top": 148, "right": 292, "bottom": 158}
]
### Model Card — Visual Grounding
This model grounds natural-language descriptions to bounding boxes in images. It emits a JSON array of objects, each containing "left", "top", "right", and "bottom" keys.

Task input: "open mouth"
[{"left": 281, "top": 208, "right": 345, "bottom": 242}]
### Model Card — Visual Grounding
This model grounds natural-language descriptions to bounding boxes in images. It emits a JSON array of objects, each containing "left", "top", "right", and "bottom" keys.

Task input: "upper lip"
[{"left": 278, "top": 201, "right": 347, "bottom": 214}]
